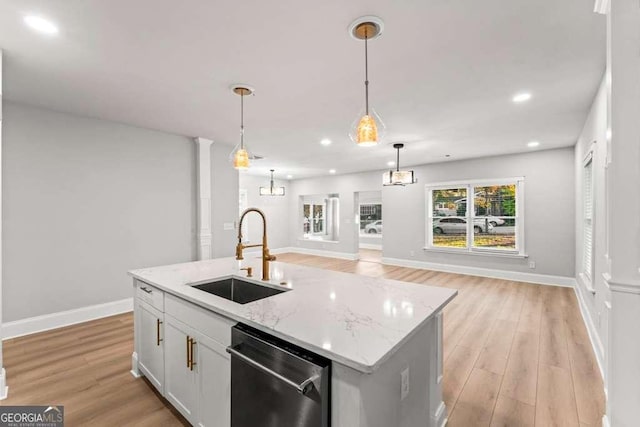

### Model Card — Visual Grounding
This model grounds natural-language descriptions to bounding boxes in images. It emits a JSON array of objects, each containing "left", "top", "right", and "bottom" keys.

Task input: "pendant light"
[
  {"left": 349, "top": 16, "right": 386, "bottom": 147},
  {"left": 383, "top": 143, "right": 417, "bottom": 186},
  {"left": 230, "top": 85, "right": 254, "bottom": 170},
  {"left": 260, "top": 169, "right": 285, "bottom": 196}
]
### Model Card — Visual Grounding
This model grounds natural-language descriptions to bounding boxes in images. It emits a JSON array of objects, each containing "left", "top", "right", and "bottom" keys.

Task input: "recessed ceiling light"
[
  {"left": 24, "top": 16, "right": 58, "bottom": 35},
  {"left": 320, "top": 138, "right": 332, "bottom": 146},
  {"left": 287, "top": 174, "right": 293, "bottom": 179},
  {"left": 329, "top": 169, "right": 336, "bottom": 174},
  {"left": 527, "top": 141, "right": 540, "bottom": 148},
  {"left": 512, "top": 92, "right": 532, "bottom": 103},
  {"left": 387, "top": 161, "right": 395, "bottom": 167}
]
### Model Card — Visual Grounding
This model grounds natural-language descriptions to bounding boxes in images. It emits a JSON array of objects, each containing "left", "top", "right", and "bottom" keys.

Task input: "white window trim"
[
  {"left": 424, "top": 177, "right": 526, "bottom": 257},
  {"left": 580, "top": 148, "right": 596, "bottom": 293}
]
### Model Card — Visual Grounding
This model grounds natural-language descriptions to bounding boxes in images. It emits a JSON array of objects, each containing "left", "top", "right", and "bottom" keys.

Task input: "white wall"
[
  {"left": 384, "top": 148, "right": 575, "bottom": 278},
  {"left": 287, "top": 148, "right": 575, "bottom": 278},
  {"left": 2, "top": 103, "right": 197, "bottom": 322},
  {"left": 574, "top": 76, "right": 608, "bottom": 369},
  {"left": 290, "top": 171, "right": 382, "bottom": 256},
  {"left": 238, "top": 173, "right": 290, "bottom": 250}
]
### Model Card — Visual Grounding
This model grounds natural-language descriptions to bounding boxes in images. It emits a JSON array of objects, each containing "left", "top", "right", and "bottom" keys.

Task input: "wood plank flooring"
[{"left": 0, "top": 252, "right": 604, "bottom": 426}]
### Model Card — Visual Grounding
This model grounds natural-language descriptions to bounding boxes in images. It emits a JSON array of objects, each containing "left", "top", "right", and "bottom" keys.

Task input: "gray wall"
[
  {"left": 383, "top": 148, "right": 576, "bottom": 277},
  {"left": 239, "top": 173, "right": 290, "bottom": 250},
  {"left": 574, "top": 76, "right": 607, "bottom": 361},
  {"left": 2, "top": 103, "right": 196, "bottom": 322}
]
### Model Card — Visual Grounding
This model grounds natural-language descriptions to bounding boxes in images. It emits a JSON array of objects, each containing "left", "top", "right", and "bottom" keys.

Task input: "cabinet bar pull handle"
[
  {"left": 140, "top": 286, "right": 153, "bottom": 294},
  {"left": 186, "top": 336, "right": 191, "bottom": 368},
  {"left": 156, "top": 319, "right": 163, "bottom": 346},
  {"left": 189, "top": 338, "right": 197, "bottom": 371}
]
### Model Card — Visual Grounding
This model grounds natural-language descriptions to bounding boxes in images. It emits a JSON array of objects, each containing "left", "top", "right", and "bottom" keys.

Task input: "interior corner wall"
[
  {"left": 210, "top": 143, "right": 239, "bottom": 258},
  {"left": 238, "top": 174, "right": 290, "bottom": 250},
  {"left": 574, "top": 75, "right": 608, "bottom": 368},
  {"left": 2, "top": 102, "right": 197, "bottom": 322}
]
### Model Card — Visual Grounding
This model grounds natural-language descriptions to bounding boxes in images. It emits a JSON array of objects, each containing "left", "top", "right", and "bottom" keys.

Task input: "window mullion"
[{"left": 467, "top": 184, "right": 473, "bottom": 251}]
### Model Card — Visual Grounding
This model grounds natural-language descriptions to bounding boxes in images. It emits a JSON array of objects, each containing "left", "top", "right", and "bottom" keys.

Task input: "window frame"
[
  {"left": 425, "top": 177, "right": 526, "bottom": 257},
  {"left": 581, "top": 150, "right": 595, "bottom": 288}
]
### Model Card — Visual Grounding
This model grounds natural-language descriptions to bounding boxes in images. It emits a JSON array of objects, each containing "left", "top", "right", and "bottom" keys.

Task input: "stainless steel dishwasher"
[{"left": 226, "top": 323, "right": 331, "bottom": 427}]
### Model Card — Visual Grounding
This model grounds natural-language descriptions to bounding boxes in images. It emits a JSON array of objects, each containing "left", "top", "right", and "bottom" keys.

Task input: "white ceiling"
[{"left": 0, "top": 0, "right": 605, "bottom": 179}]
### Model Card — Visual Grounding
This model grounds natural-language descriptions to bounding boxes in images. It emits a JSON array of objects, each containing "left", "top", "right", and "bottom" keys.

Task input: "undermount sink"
[{"left": 191, "top": 277, "right": 286, "bottom": 304}]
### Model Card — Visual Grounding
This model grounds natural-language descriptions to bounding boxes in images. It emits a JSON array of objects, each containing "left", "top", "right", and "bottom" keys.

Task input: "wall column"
[
  {"left": 603, "top": 0, "right": 640, "bottom": 425},
  {"left": 0, "top": 49, "right": 8, "bottom": 399},
  {"left": 195, "top": 137, "right": 213, "bottom": 260}
]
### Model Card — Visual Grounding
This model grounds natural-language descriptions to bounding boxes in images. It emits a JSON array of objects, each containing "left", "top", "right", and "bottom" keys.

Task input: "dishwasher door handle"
[{"left": 226, "top": 345, "right": 319, "bottom": 395}]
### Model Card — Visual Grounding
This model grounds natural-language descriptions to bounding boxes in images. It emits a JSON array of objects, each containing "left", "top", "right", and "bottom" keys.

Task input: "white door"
[
  {"left": 195, "top": 333, "right": 231, "bottom": 427},
  {"left": 137, "top": 301, "right": 164, "bottom": 393},
  {"left": 164, "top": 315, "right": 199, "bottom": 423}
]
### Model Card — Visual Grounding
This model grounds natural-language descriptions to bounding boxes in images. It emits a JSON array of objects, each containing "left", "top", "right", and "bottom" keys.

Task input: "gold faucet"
[{"left": 236, "top": 208, "right": 276, "bottom": 281}]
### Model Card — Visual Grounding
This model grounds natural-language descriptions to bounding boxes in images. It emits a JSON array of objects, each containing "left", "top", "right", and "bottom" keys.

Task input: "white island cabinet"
[{"left": 130, "top": 257, "right": 457, "bottom": 427}]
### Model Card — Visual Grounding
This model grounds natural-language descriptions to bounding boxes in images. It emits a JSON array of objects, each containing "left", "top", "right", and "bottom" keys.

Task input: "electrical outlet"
[
  {"left": 409, "top": 250, "right": 415, "bottom": 257},
  {"left": 401, "top": 367, "right": 410, "bottom": 400},
  {"left": 223, "top": 222, "right": 235, "bottom": 231},
  {"left": 529, "top": 261, "right": 536, "bottom": 269}
]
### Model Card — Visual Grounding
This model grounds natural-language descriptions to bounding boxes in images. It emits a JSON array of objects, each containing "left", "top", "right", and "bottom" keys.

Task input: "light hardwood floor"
[{"left": 1, "top": 252, "right": 604, "bottom": 426}]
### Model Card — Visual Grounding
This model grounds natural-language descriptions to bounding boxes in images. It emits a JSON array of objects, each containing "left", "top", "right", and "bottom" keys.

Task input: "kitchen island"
[{"left": 129, "top": 256, "right": 456, "bottom": 427}]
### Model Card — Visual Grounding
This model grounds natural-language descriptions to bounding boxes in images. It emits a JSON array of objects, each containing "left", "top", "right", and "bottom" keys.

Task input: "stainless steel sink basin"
[{"left": 191, "top": 277, "right": 286, "bottom": 304}]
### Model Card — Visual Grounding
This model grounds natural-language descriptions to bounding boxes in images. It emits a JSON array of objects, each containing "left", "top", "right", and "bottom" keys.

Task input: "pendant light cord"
[
  {"left": 396, "top": 146, "right": 400, "bottom": 172},
  {"left": 240, "top": 92, "right": 245, "bottom": 149},
  {"left": 364, "top": 27, "right": 370, "bottom": 115}
]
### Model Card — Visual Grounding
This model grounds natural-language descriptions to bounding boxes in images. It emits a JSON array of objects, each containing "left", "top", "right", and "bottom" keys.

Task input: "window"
[
  {"left": 426, "top": 178, "right": 524, "bottom": 255},
  {"left": 583, "top": 153, "right": 594, "bottom": 282},
  {"left": 303, "top": 202, "right": 325, "bottom": 235},
  {"left": 359, "top": 203, "right": 382, "bottom": 235}
]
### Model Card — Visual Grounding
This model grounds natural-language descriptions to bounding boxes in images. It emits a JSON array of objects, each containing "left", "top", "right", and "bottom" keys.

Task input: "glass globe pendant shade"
[
  {"left": 229, "top": 142, "right": 250, "bottom": 171},
  {"left": 349, "top": 106, "right": 385, "bottom": 146}
]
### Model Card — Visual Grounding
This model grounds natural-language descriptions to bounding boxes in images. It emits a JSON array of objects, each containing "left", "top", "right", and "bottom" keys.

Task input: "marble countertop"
[{"left": 129, "top": 256, "right": 457, "bottom": 373}]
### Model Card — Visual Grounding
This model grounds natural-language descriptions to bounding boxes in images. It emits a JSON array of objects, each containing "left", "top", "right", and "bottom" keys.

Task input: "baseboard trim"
[
  {"left": 274, "top": 247, "right": 359, "bottom": 261},
  {"left": 0, "top": 369, "right": 7, "bottom": 400},
  {"left": 2, "top": 298, "right": 133, "bottom": 340},
  {"left": 381, "top": 257, "right": 576, "bottom": 287},
  {"left": 432, "top": 401, "right": 448, "bottom": 427},
  {"left": 359, "top": 243, "right": 383, "bottom": 250},
  {"left": 574, "top": 285, "right": 606, "bottom": 380}
]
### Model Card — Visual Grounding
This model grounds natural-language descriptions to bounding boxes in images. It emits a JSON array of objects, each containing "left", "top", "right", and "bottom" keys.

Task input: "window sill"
[
  {"left": 422, "top": 247, "right": 528, "bottom": 259},
  {"left": 359, "top": 233, "right": 383, "bottom": 239},
  {"left": 299, "top": 238, "right": 340, "bottom": 244}
]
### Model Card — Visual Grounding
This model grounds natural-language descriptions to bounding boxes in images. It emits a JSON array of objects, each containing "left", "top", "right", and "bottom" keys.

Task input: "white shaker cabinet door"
[
  {"left": 195, "top": 332, "right": 231, "bottom": 427},
  {"left": 164, "top": 315, "right": 199, "bottom": 424},
  {"left": 137, "top": 300, "right": 164, "bottom": 393}
]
